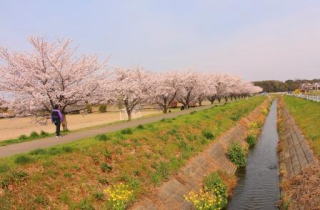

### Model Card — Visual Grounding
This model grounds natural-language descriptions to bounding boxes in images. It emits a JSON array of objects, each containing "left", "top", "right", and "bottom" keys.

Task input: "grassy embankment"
[
  {"left": 0, "top": 103, "right": 217, "bottom": 147},
  {"left": 283, "top": 95, "right": 320, "bottom": 157},
  {"left": 0, "top": 96, "right": 266, "bottom": 209}
]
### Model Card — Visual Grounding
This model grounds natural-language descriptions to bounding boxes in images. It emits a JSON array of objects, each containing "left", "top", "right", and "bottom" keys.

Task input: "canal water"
[{"left": 228, "top": 101, "right": 280, "bottom": 210}]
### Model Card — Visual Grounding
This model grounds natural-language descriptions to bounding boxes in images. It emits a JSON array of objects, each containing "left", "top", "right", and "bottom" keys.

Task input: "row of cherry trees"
[{"left": 0, "top": 37, "right": 262, "bottom": 130}]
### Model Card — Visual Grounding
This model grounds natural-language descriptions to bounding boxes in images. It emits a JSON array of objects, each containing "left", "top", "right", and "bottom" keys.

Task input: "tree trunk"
[
  {"left": 62, "top": 114, "right": 68, "bottom": 131},
  {"left": 163, "top": 105, "right": 168, "bottom": 114},
  {"left": 198, "top": 100, "right": 202, "bottom": 106},
  {"left": 127, "top": 110, "right": 132, "bottom": 121}
]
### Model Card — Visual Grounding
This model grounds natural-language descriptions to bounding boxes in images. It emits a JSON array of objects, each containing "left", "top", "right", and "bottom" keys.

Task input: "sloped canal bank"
[{"left": 228, "top": 100, "right": 280, "bottom": 210}]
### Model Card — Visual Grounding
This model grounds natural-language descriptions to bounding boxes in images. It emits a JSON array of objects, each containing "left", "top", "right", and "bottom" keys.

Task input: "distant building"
[{"left": 300, "top": 82, "right": 320, "bottom": 92}]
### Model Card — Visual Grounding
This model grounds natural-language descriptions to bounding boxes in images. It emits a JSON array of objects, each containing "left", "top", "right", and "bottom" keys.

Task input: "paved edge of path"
[
  {"left": 277, "top": 99, "right": 319, "bottom": 210},
  {"left": 130, "top": 99, "right": 270, "bottom": 210},
  {"left": 0, "top": 104, "right": 218, "bottom": 158}
]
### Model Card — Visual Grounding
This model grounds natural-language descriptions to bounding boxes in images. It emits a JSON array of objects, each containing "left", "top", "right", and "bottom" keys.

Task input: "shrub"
[
  {"left": 11, "top": 170, "right": 28, "bottom": 180},
  {"left": 98, "top": 178, "right": 109, "bottom": 185},
  {"left": 30, "top": 149, "right": 47, "bottom": 155},
  {"left": 104, "top": 183, "right": 134, "bottom": 210},
  {"left": 93, "top": 192, "right": 105, "bottom": 201},
  {"left": 99, "top": 104, "right": 107, "bottom": 113},
  {"left": 100, "top": 163, "right": 112, "bottom": 172},
  {"left": 103, "top": 150, "right": 112, "bottom": 159},
  {"left": 18, "top": 135, "right": 28, "bottom": 140},
  {"left": 62, "top": 146, "right": 73, "bottom": 153},
  {"left": 136, "top": 124, "right": 144, "bottom": 129},
  {"left": 95, "top": 134, "right": 110, "bottom": 141},
  {"left": 204, "top": 173, "right": 227, "bottom": 206},
  {"left": 120, "top": 128, "right": 133, "bottom": 135},
  {"left": 227, "top": 143, "right": 247, "bottom": 168},
  {"left": 64, "top": 173, "right": 72, "bottom": 178},
  {"left": 185, "top": 172, "right": 227, "bottom": 210},
  {"left": 202, "top": 130, "right": 215, "bottom": 140},
  {"left": 48, "top": 147, "right": 63, "bottom": 155},
  {"left": 86, "top": 104, "right": 93, "bottom": 113},
  {"left": 75, "top": 199, "right": 94, "bottom": 210},
  {"left": 15, "top": 155, "right": 34, "bottom": 165},
  {"left": 0, "top": 164, "right": 10, "bottom": 173},
  {"left": 40, "top": 130, "right": 49, "bottom": 137},
  {"left": 34, "top": 195, "right": 48, "bottom": 205},
  {"left": 184, "top": 189, "right": 222, "bottom": 210},
  {"left": 30, "top": 131, "right": 39, "bottom": 138},
  {"left": 246, "top": 135, "right": 257, "bottom": 148}
]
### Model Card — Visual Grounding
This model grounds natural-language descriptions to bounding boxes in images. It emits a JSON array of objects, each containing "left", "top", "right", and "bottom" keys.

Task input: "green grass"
[
  {"left": 283, "top": 96, "right": 320, "bottom": 157},
  {"left": 0, "top": 96, "right": 266, "bottom": 209},
  {"left": 0, "top": 130, "right": 69, "bottom": 147},
  {"left": 0, "top": 102, "right": 224, "bottom": 147},
  {"left": 246, "top": 135, "right": 257, "bottom": 148},
  {"left": 227, "top": 143, "right": 247, "bottom": 168}
]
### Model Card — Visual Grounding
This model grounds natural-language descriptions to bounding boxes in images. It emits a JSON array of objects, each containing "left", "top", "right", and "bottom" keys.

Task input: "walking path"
[
  {"left": 0, "top": 105, "right": 216, "bottom": 158},
  {"left": 131, "top": 100, "right": 269, "bottom": 210}
]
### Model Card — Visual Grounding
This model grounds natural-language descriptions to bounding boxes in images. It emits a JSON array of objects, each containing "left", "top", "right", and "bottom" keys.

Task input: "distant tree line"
[{"left": 253, "top": 79, "right": 320, "bottom": 92}]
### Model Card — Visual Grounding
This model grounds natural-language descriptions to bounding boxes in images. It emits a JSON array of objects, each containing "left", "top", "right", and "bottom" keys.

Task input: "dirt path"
[
  {"left": 0, "top": 105, "right": 215, "bottom": 158},
  {"left": 131, "top": 100, "right": 269, "bottom": 210}
]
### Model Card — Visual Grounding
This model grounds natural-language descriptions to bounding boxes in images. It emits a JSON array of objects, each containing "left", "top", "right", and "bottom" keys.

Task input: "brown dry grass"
[{"left": 281, "top": 164, "right": 320, "bottom": 210}]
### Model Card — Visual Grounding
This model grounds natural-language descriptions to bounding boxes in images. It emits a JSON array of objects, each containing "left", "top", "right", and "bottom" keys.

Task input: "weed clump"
[
  {"left": 202, "top": 130, "right": 215, "bottom": 140},
  {"left": 227, "top": 143, "right": 247, "bottom": 168},
  {"left": 0, "top": 164, "right": 10, "bottom": 173},
  {"left": 93, "top": 192, "right": 104, "bottom": 201},
  {"left": 40, "top": 130, "right": 49, "bottom": 137},
  {"left": 75, "top": 199, "right": 94, "bottom": 210},
  {"left": 120, "top": 128, "right": 133, "bottom": 135},
  {"left": 30, "top": 149, "right": 47, "bottom": 155},
  {"left": 62, "top": 146, "right": 73, "bottom": 153},
  {"left": 18, "top": 135, "right": 28, "bottom": 140},
  {"left": 136, "top": 124, "right": 144, "bottom": 129},
  {"left": 95, "top": 134, "right": 110, "bottom": 141},
  {"left": 185, "top": 172, "right": 227, "bottom": 210},
  {"left": 99, "top": 104, "right": 107, "bottom": 113},
  {"left": 48, "top": 148, "right": 62, "bottom": 155},
  {"left": 15, "top": 155, "right": 34, "bottom": 165},
  {"left": 30, "top": 131, "right": 40, "bottom": 138},
  {"left": 98, "top": 178, "right": 109, "bottom": 185},
  {"left": 100, "top": 163, "right": 112, "bottom": 172},
  {"left": 34, "top": 195, "right": 48, "bottom": 205},
  {"left": 0, "top": 170, "right": 28, "bottom": 188},
  {"left": 246, "top": 135, "right": 257, "bottom": 148}
]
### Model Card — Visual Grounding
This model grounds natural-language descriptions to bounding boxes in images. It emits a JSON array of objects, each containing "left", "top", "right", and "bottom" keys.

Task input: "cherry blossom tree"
[
  {"left": 176, "top": 71, "right": 200, "bottom": 109},
  {"left": 109, "top": 67, "right": 151, "bottom": 120},
  {"left": 195, "top": 73, "right": 210, "bottom": 106},
  {"left": 0, "top": 97, "right": 6, "bottom": 112},
  {"left": 0, "top": 37, "right": 105, "bottom": 130},
  {"left": 206, "top": 74, "right": 218, "bottom": 104},
  {"left": 210, "top": 74, "right": 231, "bottom": 103},
  {"left": 150, "top": 72, "right": 180, "bottom": 113}
]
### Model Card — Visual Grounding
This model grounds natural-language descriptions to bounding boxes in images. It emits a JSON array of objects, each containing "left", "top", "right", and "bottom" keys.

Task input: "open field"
[
  {"left": 283, "top": 96, "right": 320, "bottom": 158},
  {"left": 0, "top": 96, "right": 265, "bottom": 209},
  {"left": 0, "top": 101, "right": 216, "bottom": 142},
  {"left": 0, "top": 109, "right": 162, "bottom": 141}
]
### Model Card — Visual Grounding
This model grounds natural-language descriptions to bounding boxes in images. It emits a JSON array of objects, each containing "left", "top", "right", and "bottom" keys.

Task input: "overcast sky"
[{"left": 1, "top": 0, "right": 320, "bottom": 81}]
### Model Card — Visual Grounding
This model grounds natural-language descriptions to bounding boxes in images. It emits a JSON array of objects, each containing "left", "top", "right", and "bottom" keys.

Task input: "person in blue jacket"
[{"left": 51, "top": 105, "right": 63, "bottom": 137}]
